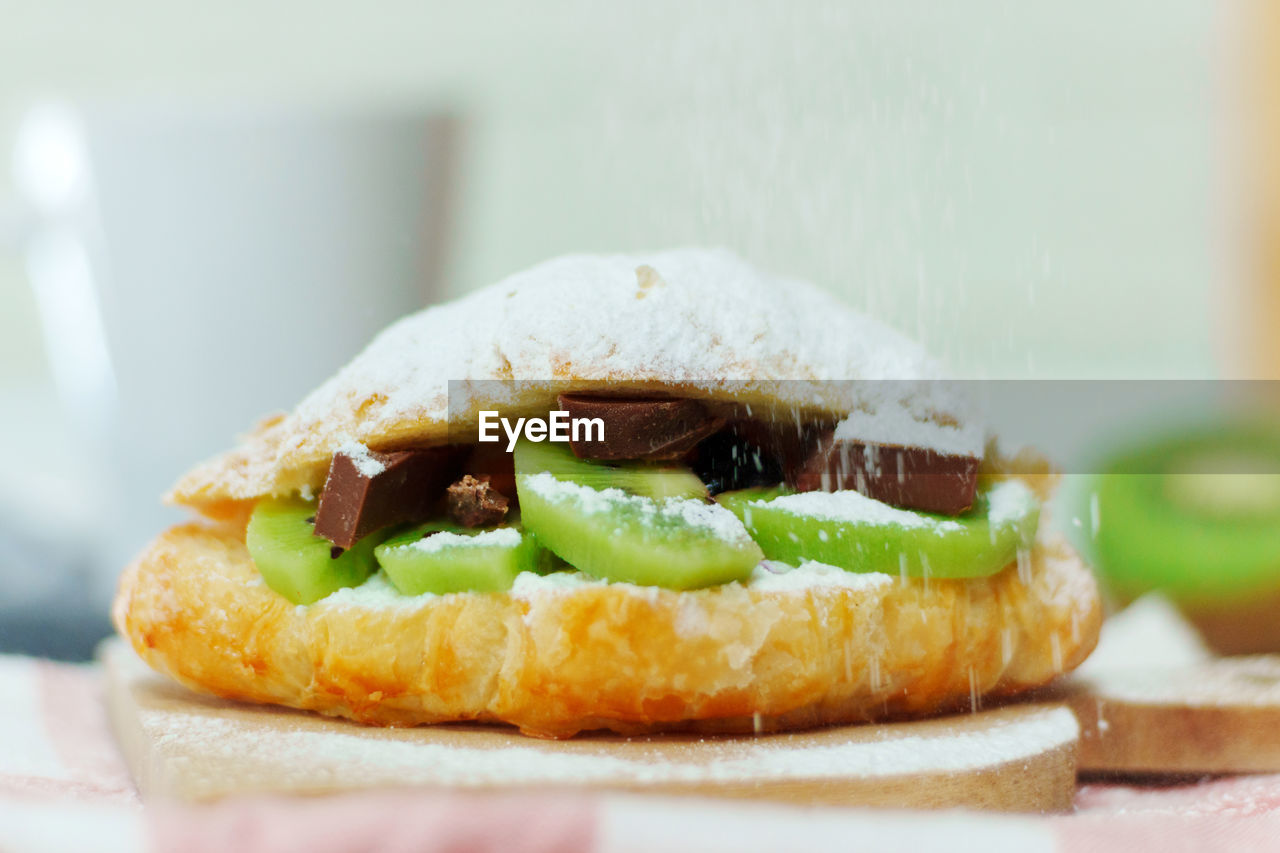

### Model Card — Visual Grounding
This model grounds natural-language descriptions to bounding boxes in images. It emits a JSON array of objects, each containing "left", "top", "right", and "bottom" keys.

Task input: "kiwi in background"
[{"left": 1081, "top": 422, "right": 1280, "bottom": 655}]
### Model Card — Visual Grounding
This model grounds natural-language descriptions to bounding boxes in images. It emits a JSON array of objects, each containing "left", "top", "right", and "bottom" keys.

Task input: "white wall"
[{"left": 0, "top": 0, "right": 1221, "bottom": 385}]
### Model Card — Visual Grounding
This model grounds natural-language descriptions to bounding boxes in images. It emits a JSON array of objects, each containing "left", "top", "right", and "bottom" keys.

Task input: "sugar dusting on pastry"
[
  {"left": 170, "top": 249, "right": 984, "bottom": 506},
  {"left": 297, "top": 248, "right": 940, "bottom": 427}
]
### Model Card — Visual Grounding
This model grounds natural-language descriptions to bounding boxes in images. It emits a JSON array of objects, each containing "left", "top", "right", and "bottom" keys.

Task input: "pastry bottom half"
[{"left": 114, "top": 522, "right": 1101, "bottom": 738}]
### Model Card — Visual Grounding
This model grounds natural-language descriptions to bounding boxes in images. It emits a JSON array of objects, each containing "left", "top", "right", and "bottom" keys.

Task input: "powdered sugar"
[
  {"left": 833, "top": 382, "right": 984, "bottom": 458},
  {"left": 314, "top": 572, "right": 430, "bottom": 609},
  {"left": 663, "top": 498, "right": 753, "bottom": 544},
  {"left": 986, "top": 481, "right": 1037, "bottom": 526},
  {"left": 290, "top": 249, "right": 941, "bottom": 442},
  {"left": 336, "top": 440, "right": 385, "bottom": 477},
  {"left": 521, "top": 471, "right": 753, "bottom": 546},
  {"left": 510, "top": 561, "right": 892, "bottom": 598},
  {"left": 408, "top": 527, "right": 522, "bottom": 554},
  {"left": 521, "top": 472, "right": 631, "bottom": 515},
  {"left": 173, "top": 250, "right": 991, "bottom": 504},
  {"left": 747, "top": 561, "right": 894, "bottom": 592},
  {"left": 758, "top": 490, "right": 965, "bottom": 532},
  {"left": 510, "top": 569, "right": 606, "bottom": 597},
  {"left": 318, "top": 553, "right": 913, "bottom": 609}
]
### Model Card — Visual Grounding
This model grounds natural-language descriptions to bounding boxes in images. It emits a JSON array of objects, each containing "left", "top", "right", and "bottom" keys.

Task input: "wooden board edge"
[{"left": 102, "top": 639, "right": 1079, "bottom": 811}]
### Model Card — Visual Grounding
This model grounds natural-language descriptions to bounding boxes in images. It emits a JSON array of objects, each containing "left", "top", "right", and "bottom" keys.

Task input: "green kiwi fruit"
[
  {"left": 374, "top": 521, "right": 549, "bottom": 595},
  {"left": 513, "top": 440, "right": 762, "bottom": 588},
  {"left": 245, "top": 498, "right": 382, "bottom": 605},
  {"left": 717, "top": 481, "right": 1039, "bottom": 579},
  {"left": 1092, "top": 424, "right": 1280, "bottom": 607}
]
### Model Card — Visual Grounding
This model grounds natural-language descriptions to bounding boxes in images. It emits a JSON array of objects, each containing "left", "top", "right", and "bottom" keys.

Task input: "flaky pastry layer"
[{"left": 113, "top": 520, "right": 1100, "bottom": 737}]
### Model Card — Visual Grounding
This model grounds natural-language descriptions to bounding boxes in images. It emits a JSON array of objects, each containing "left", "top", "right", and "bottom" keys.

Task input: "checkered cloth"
[{"left": 5, "top": 656, "right": 1280, "bottom": 853}]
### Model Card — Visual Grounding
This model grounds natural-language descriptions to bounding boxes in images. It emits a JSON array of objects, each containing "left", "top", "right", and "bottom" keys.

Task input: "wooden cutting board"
[
  {"left": 102, "top": 640, "right": 1078, "bottom": 812},
  {"left": 1064, "top": 657, "right": 1280, "bottom": 775},
  {"left": 1047, "top": 595, "right": 1280, "bottom": 775}
]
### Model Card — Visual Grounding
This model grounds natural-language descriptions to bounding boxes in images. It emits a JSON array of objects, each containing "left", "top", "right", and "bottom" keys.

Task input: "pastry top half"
[{"left": 172, "top": 248, "right": 955, "bottom": 516}]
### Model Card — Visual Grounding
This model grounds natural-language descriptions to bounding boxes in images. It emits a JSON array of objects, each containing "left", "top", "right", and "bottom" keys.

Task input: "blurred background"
[{"left": 0, "top": 1, "right": 1272, "bottom": 658}]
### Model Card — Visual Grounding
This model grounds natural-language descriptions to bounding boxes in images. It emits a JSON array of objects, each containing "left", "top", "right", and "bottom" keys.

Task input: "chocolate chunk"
[
  {"left": 314, "top": 446, "right": 461, "bottom": 549},
  {"left": 446, "top": 474, "right": 510, "bottom": 527},
  {"left": 688, "top": 419, "right": 832, "bottom": 495},
  {"left": 789, "top": 433, "right": 980, "bottom": 515},
  {"left": 464, "top": 442, "right": 518, "bottom": 507},
  {"left": 558, "top": 394, "right": 722, "bottom": 461},
  {"left": 728, "top": 418, "right": 837, "bottom": 475},
  {"left": 689, "top": 427, "right": 785, "bottom": 495}
]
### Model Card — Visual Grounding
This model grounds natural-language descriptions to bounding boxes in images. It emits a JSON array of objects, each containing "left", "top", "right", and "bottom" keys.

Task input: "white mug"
[{"left": 9, "top": 99, "right": 456, "bottom": 610}]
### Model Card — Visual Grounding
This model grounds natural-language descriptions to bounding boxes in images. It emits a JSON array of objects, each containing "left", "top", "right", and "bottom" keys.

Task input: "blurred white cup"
[{"left": 8, "top": 100, "right": 456, "bottom": 610}]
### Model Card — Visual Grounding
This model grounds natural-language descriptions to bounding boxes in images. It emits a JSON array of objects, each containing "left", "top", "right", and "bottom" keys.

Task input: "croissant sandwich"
[{"left": 113, "top": 249, "right": 1101, "bottom": 738}]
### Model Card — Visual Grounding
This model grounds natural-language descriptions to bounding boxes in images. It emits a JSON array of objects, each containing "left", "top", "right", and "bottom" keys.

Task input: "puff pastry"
[
  {"left": 112, "top": 248, "right": 1102, "bottom": 737},
  {"left": 115, "top": 520, "right": 1098, "bottom": 737}
]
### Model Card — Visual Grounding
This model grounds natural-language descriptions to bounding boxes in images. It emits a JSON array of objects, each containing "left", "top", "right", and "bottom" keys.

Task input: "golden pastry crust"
[{"left": 113, "top": 520, "right": 1101, "bottom": 738}]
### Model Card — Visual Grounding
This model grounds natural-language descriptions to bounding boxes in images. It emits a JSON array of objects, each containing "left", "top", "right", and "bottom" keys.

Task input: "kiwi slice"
[
  {"left": 716, "top": 481, "right": 1039, "bottom": 579},
  {"left": 246, "top": 498, "right": 382, "bottom": 605},
  {"left": 514, "top": 440, "right": 763, "bottom": 588},
  {"left": 515, "top": 439, "right": 707, "bottom": 500},
  {"left": 374, "top": 521, "right": 548, "bottom": 595},
  {"left": 714, "top": 485, "right": 794, "bottom": 517},
  {"left": 1092, "top": 425, "right": 1280, "bottom": 607}
]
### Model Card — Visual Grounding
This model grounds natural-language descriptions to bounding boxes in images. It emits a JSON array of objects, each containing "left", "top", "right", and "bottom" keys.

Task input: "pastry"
[{"left": 113, "top": 249, "right": 1101, "bottom": 737}]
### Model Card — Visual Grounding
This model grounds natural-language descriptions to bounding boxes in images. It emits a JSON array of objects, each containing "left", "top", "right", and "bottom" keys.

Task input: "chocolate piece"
[
  {"left": 689, "top": 426, "right": 786, "bottom": 495},
  {"left": 789, "top": 433, "right": 980, "bottom": 516},
  {"left": 728, "top": 418, "right": 837, "bottom": 475},
  {"left": 558, "top": 394, "right": 722, "bottom": 461},
  {"left": 464, "top": 442, "right": 518, "bottom": 506},
  {"left": 446, "top": 474, "right": 510, "bottom": 527},
  {"left": 314, "top": 446, "right": 461, "bottom": 549},
  {"left": 688, "top": 419, "right": 832, "bottom": 495}
]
